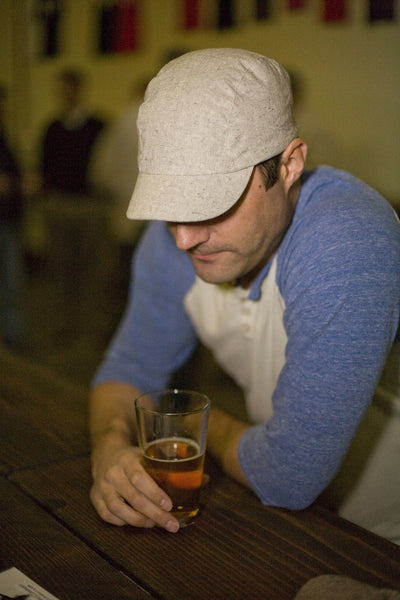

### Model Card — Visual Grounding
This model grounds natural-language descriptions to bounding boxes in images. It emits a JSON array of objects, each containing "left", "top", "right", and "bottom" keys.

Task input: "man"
[
  {"left": 90, "top": 49, "right": 400, "bottom": 541},
  {"left": 0, "top": 84, "right": 25, "bottom": 349},
  {"left": 41, "top": 69, "right": 105, "bottom": 196},
  {"left": 38, "top": 69, "right": 108, "bottom": 343}
]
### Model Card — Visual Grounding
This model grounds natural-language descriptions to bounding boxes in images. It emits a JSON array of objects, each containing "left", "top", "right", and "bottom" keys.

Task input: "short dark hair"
[{"left": 257, "top": 153, "right": 282, "bottom": 190}]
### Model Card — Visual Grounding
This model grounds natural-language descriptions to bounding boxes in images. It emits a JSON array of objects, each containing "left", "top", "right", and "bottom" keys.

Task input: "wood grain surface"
[
  {"left": 2, "top": 346, "right": 400, "bottom": 600},
  {"left": 10, "top": 456, "right": 400, "bottom": 600}
]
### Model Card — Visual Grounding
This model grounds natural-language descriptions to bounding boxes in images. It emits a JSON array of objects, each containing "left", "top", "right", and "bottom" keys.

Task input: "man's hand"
[
  {"left": 90, "top": 440, "right": 180, "bottom": 532},
  {"left": 89, "top": 381, "right": 180, "bottom": 533}
]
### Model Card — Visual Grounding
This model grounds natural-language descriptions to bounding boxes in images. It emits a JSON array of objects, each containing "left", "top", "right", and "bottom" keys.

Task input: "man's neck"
[
  {"left": 61, "top": 105, "right": 88, "bottom": 129},
  {"left": 239, "top": 177, "right": 302, "bottom": 290}
]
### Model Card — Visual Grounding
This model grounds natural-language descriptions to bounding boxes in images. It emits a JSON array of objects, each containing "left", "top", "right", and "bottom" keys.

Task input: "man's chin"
[{"left": 192, "top": 265, "right": 238, "bottom": 286}]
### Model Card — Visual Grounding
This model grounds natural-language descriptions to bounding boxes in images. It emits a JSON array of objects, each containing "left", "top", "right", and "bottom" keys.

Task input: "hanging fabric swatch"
[
  {"left": 35, "top": 0, "right": 62, "bottom": 56},
  {"left": 288, "top": 0, "right": 306, "bottom": 8},
  {"left": 114, "top": 0, "right": 138, "bottom": 52},
  {"left": 98, "top": 2, "right": 118, "bottom": 53},
  {"left": 255, "top": 0, "right": 271, "bottom": 20},
  {"left": 98, "top": 1, "right": 139, "bottom": 54},
  {"left": 217, "top": 0, "right": 235, "bottom": 29},
  {"left": 183, "top": 0, "right": 201, "bottom": 29},
  {"left": 368, "top": 0, "right": 395, "bottom": 21},
  {"left": 323, "top": 0, "right": 346, "bottom": 21}
]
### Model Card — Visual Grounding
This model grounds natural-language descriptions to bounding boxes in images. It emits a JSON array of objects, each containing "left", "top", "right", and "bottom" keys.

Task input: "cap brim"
[{"left": 126, "top": 166, "right": 254, "bottom": 223}]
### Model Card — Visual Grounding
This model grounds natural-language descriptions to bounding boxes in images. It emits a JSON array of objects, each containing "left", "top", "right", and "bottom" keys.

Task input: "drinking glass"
[{"left": 135, "top": 389, "right": 210, "bottom": 527}]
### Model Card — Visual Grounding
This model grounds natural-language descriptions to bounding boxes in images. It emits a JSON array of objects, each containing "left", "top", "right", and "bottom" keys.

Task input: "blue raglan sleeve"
[
  {"left": 238, "top": 175, "right": 400, "bottom": 509},
  {"left": 92, "top": 221, "right": 198, "bottom": 391}
]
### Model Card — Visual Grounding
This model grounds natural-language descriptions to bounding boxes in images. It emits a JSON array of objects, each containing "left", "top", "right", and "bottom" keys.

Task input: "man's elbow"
[
  {"left": 258, "top": 484, "right": 323, "bottom": 511},
  {"left": 274, "top": 496, "right": 316, "bottom": 511}
]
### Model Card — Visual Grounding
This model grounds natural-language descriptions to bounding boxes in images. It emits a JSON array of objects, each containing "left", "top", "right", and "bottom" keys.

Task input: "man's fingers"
[
  {"left": 91, "top": 486, "right": 155, "bottom": 528},
  {"left": 90, "top": 485, "right": 128, "bottom": 526},
  {"left": 91, "top": 479, "right": 157, "bottom": 528},
  {"left": 127, "top": 466, "right": 173, "bottom": 511},
  {"left": 121, "top": 472, "right": 179, "bottom": 532},
  {"left": 91, "top": 459, "right": 180, "bottom": 532}
]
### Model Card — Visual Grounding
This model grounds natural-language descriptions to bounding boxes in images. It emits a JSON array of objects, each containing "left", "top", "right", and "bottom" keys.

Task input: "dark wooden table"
[
  {"left": 0, "top": 347, "right": 89, "bottom": 474},
  {"left": 0, "top": 477, "right": 152, "bottom": 599},
  {"left": 1, "top": 347, "right": 400, "bottom": 600}
]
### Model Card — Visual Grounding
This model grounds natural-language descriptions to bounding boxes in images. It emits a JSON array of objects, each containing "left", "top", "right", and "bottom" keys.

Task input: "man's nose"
[{"left": 171, "top": 223, "right": 209, "bottom": 251}]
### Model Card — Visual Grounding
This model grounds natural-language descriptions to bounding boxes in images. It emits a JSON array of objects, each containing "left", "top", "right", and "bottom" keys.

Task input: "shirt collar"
[{"left": 241, "top": 259, "right": 273, "bottom": 301}]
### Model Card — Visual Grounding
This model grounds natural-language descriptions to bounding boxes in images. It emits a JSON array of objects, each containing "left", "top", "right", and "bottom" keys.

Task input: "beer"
[
  {"left": 136, "top": 388, "right": 210, "bottom": 527},
  {"left": 142, "top": 437, "right": 204, "bottom": 525}
]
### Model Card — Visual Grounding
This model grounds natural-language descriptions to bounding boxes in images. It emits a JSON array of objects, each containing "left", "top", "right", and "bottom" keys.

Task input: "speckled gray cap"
[{"left": 127, "top": 48, "right": 298, "bottom": 222}]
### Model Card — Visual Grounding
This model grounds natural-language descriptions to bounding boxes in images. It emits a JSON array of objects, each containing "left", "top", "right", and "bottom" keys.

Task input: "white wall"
[{"left": 1, "top": 0, "right": 400, "bottom": 204}]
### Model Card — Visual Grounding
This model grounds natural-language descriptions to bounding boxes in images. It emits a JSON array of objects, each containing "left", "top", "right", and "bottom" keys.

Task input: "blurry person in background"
[
  {"left": 90, "top": 76, "right": 150, "bottom": 298},
  {"left": 41, "top": 68, "right": 105, "bottom": 196},
  {"left": 0, "top": 84, "right": 26, "bottom": 350},
  {"left": 36, "top": 68, "right": 108, "bottom": 345}
]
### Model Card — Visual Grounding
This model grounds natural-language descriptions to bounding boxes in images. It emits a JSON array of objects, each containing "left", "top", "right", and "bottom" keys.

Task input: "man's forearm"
[
  {"left": 89, "top": 381, "right": 142, "bottom": 450},
  {"left": 206, "top": 406, "right": 251, "bottom": 488}
]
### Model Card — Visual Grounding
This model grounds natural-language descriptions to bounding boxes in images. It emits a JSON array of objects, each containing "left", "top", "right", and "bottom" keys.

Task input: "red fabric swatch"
[
  {"left": 323, "top": 0, "right": 346, "bottom": 21},
  {"left": 288, "top": 0, "right": 305, "bottom": 8},
  {"left": 114, "top": 1, "right": 138, "bottom": 52},
  {"left": 183, "top": 0, "right": 200, "bottom": 29}
]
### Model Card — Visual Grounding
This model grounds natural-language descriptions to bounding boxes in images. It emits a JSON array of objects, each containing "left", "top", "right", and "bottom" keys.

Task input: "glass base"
[{"left": 173, "top": 507, "right": 199, "bottom": 528}]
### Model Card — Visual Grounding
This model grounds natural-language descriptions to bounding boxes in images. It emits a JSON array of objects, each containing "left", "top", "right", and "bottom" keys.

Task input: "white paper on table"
[{"left": 0, "top": 568, "right": 60, "bottom": 600}]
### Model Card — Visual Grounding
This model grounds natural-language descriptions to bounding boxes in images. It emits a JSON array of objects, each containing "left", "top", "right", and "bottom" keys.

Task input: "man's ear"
[{"left": 279, "top": 138, "right": 308, "bottom": 191}]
